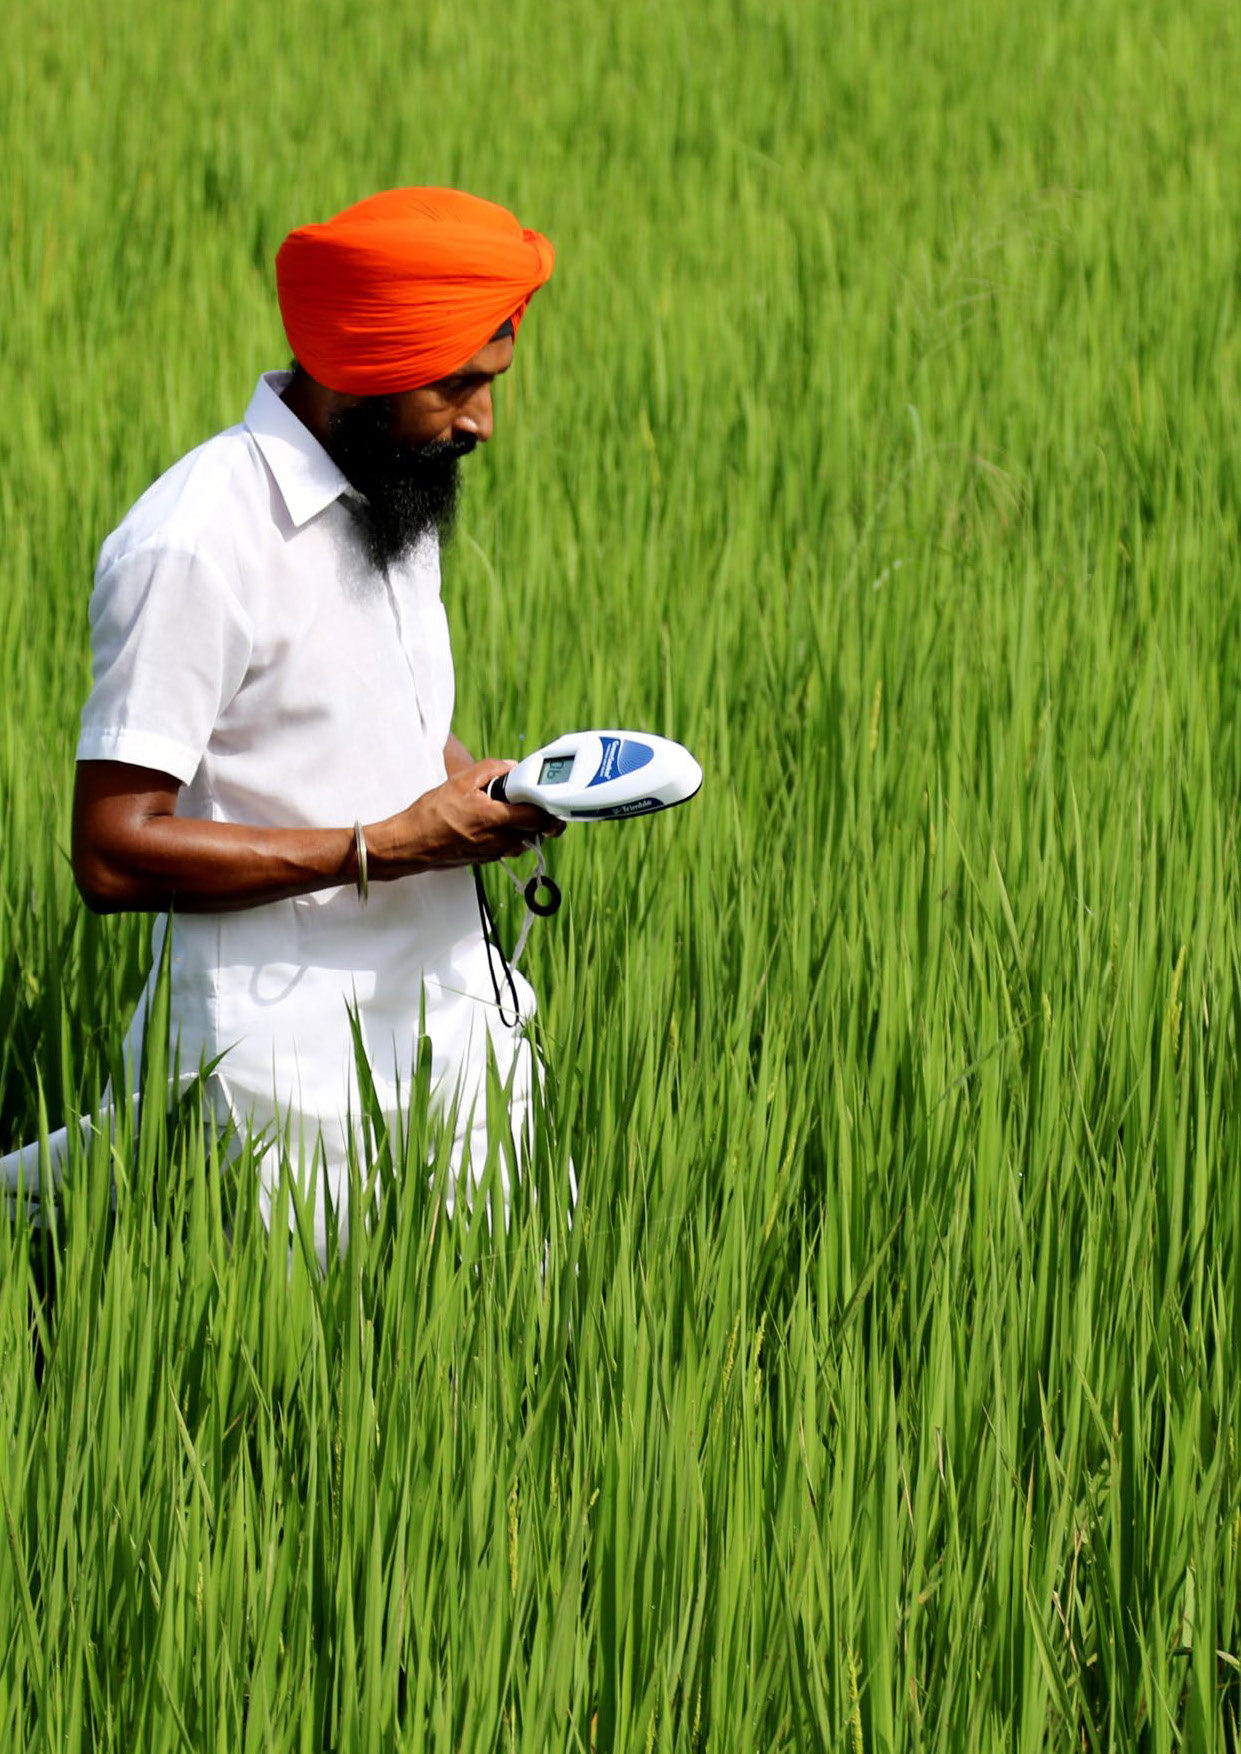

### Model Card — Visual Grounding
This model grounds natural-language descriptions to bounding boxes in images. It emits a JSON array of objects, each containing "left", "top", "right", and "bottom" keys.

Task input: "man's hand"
[{"left": 369, "top": 760, "right": 562, "bottom": 877}]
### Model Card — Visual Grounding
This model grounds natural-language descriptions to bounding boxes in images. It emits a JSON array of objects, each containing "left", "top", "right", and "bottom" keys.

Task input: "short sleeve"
[{"left": 77, "top": 542, "right": 254, "bottom": 785}]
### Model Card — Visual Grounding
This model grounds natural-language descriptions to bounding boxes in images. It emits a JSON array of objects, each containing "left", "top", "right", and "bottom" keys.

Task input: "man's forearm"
[
  {"left": 443, "top": 731, "right": 474, "bottom": 776},
  {"left": 75, "top": 811, "right": 363, "bottom": 914},
  {"left": 72, "top": 758, "right": 553, "bottom": 916}
]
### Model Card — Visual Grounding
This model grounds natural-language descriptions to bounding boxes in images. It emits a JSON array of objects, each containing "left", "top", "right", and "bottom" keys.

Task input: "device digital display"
[{"left": 538, "top": 755, "right": 576, "bottom": 785}]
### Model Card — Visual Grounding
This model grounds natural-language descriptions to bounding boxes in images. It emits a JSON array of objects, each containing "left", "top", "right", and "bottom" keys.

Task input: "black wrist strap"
[{"left": 473, "top": 864, "right": 522, "bottom": 1028}]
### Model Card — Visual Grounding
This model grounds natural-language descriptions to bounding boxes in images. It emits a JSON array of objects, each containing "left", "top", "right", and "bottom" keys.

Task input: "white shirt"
[{"left": 77, "top": 372, "right": 534, "bottom": 1248}]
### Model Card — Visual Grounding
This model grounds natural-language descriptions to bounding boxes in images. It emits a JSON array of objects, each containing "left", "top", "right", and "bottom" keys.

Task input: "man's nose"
[{"left": 454, "top": 384, "right": 494, "bottom": 444}]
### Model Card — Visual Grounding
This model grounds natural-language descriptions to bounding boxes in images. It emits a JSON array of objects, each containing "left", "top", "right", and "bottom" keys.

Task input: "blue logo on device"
[{"left": 588, "top": 737, "right": 654, "bottom": 787}]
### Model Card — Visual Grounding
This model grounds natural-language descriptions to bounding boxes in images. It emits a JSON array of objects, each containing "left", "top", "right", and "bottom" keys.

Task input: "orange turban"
[{"left": 275, "top": 188, "right": 555, "bottom": 395}]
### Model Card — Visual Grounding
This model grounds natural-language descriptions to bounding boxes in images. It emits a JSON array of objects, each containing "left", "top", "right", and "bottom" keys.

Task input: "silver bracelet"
[{"left": 353, "top": 821, "right": 369, "bottom": 904}]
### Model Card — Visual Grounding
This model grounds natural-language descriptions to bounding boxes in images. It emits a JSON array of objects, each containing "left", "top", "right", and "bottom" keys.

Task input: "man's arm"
[
  {"left": 72, "top": 758, "right": 555, "bottom": 915},
  {"left": 443, "top": 731, "right": 475, "bottom": 777}
]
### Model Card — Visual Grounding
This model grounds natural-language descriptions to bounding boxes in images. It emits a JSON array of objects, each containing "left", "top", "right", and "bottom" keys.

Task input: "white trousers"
[{"left": 1, "top": 993, "right": 538, "bottom": 1265}]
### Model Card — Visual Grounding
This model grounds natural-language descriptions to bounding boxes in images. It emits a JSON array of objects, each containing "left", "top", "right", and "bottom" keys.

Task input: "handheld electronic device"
[{"left": 487, "top": 730, "right": 702, "bottom": 821}]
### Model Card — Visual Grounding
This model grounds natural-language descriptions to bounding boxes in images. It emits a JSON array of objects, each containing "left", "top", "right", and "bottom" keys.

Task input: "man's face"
[
  {"left": 322, "top": 333, "right": 514, "bottom": 572},
  {"left": 387, "top": 332, "right": 514, "bottom": 450}
]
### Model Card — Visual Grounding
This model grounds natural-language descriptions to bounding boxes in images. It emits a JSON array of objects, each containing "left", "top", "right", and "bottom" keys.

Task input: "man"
[{"left": 25, "top": 188, "right": 561, "bottom": 1253}]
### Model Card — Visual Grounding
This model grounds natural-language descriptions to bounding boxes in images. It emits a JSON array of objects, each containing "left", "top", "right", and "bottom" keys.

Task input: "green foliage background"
[{"left": 2, "top": 0, "right": 1240, "bottom": 1746}]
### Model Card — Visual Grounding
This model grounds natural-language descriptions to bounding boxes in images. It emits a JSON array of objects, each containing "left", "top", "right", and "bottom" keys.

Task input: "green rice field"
[{"left": 3, "top": 0, "right": 1241, "bottom": 1745}]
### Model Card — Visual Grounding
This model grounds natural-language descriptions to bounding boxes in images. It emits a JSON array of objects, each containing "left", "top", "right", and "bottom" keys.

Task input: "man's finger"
[{"left": 495, "top": 807, "right": 545, "bottom": 836}]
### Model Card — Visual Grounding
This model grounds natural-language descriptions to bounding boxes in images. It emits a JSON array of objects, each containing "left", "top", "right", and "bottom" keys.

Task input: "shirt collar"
[{"left": 244, "top": 370, "right": 358, "bottom": 529}]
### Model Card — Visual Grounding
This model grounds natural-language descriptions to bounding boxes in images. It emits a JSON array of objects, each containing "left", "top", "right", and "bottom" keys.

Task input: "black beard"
[{"left": 321, "top": 396, "right": 474, "bottom": 572}]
